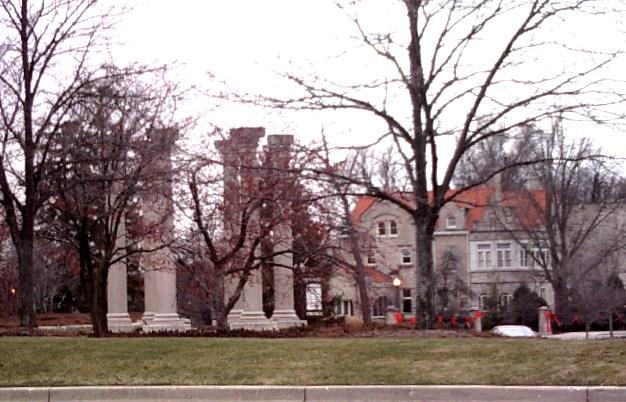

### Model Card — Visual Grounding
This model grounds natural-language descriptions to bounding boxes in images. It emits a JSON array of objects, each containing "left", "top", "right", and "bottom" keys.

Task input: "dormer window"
[
  {"left": 377, "top": 221, "right": 386, "bottom": 236},
  {"left": 389, "top": 220, "right": 398, "bottom": 236},
  {"left": 446, "top": 216, "right": 457, "bottom": 229}
]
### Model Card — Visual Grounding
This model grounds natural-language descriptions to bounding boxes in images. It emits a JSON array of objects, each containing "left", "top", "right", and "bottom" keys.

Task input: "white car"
[{"left": 491, "top": 325, "right": 538, "bottom": 337}]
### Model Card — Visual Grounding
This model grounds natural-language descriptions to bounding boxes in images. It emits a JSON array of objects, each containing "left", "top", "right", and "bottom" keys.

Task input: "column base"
[
  {"left": 141, "top": 311, "right": 155, "bottom": 325},
  {"left": 142, "top": 313, "right": 192, "bottom": 333},
  {"left": 229, "top": 310, "right": 277, "bottom": 331},
  {"left": 226, "top": 309, "right": 243, "bottom": 328},
  {"left": 107, "top": 313, "right": 140, "bottom": 333},
  {"left": 272, "top": 309, "right": 306, "bottom": 329}
]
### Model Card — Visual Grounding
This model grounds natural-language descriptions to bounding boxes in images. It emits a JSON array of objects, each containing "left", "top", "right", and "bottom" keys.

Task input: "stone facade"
[{"left": 331, "top": 184, "right": 559, "bottom": 321}]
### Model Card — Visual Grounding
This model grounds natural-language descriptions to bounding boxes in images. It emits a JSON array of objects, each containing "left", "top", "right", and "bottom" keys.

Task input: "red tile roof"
[
  {"left": 364, "top": 266, "right": 393, "bottom": 283},
  {"left": 351, "top": 186, "right": 546, "bottom": 231}
]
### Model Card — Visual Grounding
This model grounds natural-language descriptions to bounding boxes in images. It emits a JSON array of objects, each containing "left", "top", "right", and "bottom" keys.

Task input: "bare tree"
[
  {"left": 31, "top": 239, "right": 74, "bottom": 314},
  {"left": 310, "top": 141, "right": 374, "bottom": 324},
  {"left": 42, "top": 68, "right": 180, "bottom": 336},
  {"left": 0, "top": 0, "right": 115, "bottom": 327},
  {"left": 482, "top": 120, "right": 626, "bottom": 322},
  {"left": 569, "top": 253, "right": 624, "bottom": 338},
  {"left": 434, "top": 246, "right": 470, "bottom": 313},
  {"left": 178, "top": 129, "right": 304, "bottom": 329},
  {"left": 0, "top": 218, "right": 17, "bottom": 316},
  {"left": 254, "top": 0, "right": 625, "bottom": 326}
]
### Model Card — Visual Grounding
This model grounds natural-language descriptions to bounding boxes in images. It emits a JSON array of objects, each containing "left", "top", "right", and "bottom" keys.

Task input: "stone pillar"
[
  {"left": 272, "top": 226, "right": 305, "bottom": 328},
  {"left": 538, "top": 306, "right": 551, "bottom": 336},
  {"left": 218, "top": 128, "right": 277, "bottom": 331},
  {"left": 385, "top": 306, "right": 400, "bottom": 325},
  {"left": 265, "top": 135, "right": 305, "bottom": 329},
  {"left": 217, "top": 135, "right": 244, "bottom": 328},
  {"left": 141, "top": 268, "right": 156, "bottom": 324},
  {"left": 471, "top": 307, "right": 482, "bottom": 332},
  {"left": 225, "top": 277, "right": 243, "bottom": 327},
  {"left": 107, "top": 217, "right": 135, "bottom": 332},
  {"left": 231, "top": 266, "right": 277, "bottom": 331},
  {"left": 142, "top": 249, "right": 190, "bottom": 332},
  {"left": 141, "top": 128, "right": 190, "bottom": 332}
]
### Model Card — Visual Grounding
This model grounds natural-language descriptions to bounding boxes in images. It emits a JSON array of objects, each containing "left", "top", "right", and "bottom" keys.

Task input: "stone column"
[
  {"left": 538, "top": 306, "right": 551, "bottom": 336},
  {"left": 107, "top": 217, "right": 135, "bottom": 332},
  {"left": 226, "top": 128, "right": 276, "bottom": 331},
  {"left": 225, "top": 276, "right": 244, "bottom": 327},
  {"left": 231, "top": 266, "right": 277, "bottom": 331},
  {"left": 265, "top": 135, "right": 304, "bottom": 328},
  {"left": 143, "top": 249, "right": 191, "bottom": 332},
  {"left": 470, "top": 306, "right": 482, "bottom": 332},
  {"left": 217, "top": 135, "right": 244, "bottom": 328},
  {"left": 141, "top": 128, "right": 190, "bottom": 332},
  {"left": 141, "top": 267, "right": 156, "bottom": 324},
  {"left": 107, "top": 219, "right": 135, "bottom": 332},
  {"left": 272, "top": 225, "right": 305, "bottom": 328}
]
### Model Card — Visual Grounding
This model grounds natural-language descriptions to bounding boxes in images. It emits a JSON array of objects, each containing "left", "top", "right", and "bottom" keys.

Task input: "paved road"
[
  {"left": 1, "top": 386, "right": 624, "bottom": 402},
  {"left": 548, "top": 330, "right": 626, "bottom": 340}
]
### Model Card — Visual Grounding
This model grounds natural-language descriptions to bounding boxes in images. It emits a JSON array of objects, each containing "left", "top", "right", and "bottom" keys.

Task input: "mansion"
[{"left": 328, "top": 180, "right": 603, "bottom": 321}]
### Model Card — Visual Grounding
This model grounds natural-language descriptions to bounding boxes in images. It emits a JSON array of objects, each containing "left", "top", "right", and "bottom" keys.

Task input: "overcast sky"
[{"left": 113, "top": 0, "right": 626, "bottom": 168}]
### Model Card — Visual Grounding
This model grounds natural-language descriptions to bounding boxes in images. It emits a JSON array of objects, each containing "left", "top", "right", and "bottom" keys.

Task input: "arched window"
[
  {"left": 389, "top": 220, "right": 398, "bottom": 236},
  {"left": 377, "top": 221, "right": 386, "bottom": 236},
  {"left": 372, "top": 296, "right": 391, "bottom": 317}
]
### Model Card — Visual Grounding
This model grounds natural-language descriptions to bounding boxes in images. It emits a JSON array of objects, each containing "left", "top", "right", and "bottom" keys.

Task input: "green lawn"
[{"left": 0, "top": 337, "right": 624, "bottom": 386}]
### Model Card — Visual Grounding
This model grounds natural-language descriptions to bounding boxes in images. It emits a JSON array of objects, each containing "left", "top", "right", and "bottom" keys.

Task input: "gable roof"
[{"left": 350, "top": 186, "right": 545, "bottom": 231}]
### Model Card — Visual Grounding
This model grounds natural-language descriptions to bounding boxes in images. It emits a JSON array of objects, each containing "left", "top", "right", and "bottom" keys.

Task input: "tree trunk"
[
  {"left": 552, "top": 280, "right": 569, "bottom": 319},
  {"left": 89, "top": 264, "right": 109, "bottom": 337},
  {"left": 414, "top": 214, "right": 436, "bottom": 329},
  {"left": 214, "top": 270, "right": 227, "bottom": 329},
  {"left": 348, "top": 235, "right": 372, "bottom": 324},
  {"left": 293, "top": 265, "right": 307, "bottom": 320},
  {"left": 17, "top": 226, "right": 37, "bottom": 328},
  {"left": 338, "top": 191, "right": 372, "bottom": 324}
]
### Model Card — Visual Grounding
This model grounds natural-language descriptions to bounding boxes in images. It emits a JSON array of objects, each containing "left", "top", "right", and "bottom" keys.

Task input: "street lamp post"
[
  {"left": 9, "top": 288, "right": 17, "bottom": 316},
  {"left": 392, "top": 277, "right": 402, "bottom": 310}
]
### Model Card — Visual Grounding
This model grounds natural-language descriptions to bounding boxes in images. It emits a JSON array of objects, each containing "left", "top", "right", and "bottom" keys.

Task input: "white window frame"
[
  {"left": 533, "top": 249, "right": 550, "bottom": 268},
  {"left": 377, "top": 221, "right": 386, "bottom": 237},
  {"left": 402, "top": 288, "right": 412, "bottom": 313},
  {"left": 389, "top": 220, "right": 398, "bottom": 237},
  {"left": 479, "top": 294, "right": 488, "bottom": 310},
  {"left": 496, "top": 243, "right": 512, "bottom": 268},
  {"left": 499, "top": 293, "right": 512, "bottom": 308},
  {"left": 305, "top": 283, "right": 322, "bottom": 314},
  {"left": 446, "top": 216, "right": 457, "bottom": 229},
  {"left": 519, "top": 246, "right": 530, "bottom": 267},
  {"left": 477, "top": 244, "right": 492, "bottom": 269},
  {"left": 400, "top": 248, "right": 412, "bottom": 265},
  {"left": 335, "top": 298, "right": 354, "bottom": 316}
]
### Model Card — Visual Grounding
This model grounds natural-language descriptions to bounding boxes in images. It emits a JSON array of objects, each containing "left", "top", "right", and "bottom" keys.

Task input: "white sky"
[{"left": 112, "top": 0, "right": 626, "bottom": 169}]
